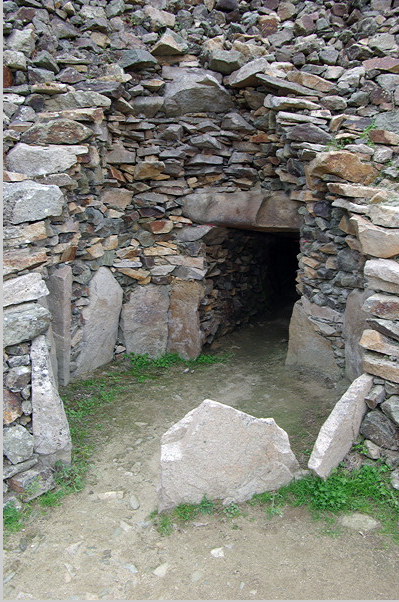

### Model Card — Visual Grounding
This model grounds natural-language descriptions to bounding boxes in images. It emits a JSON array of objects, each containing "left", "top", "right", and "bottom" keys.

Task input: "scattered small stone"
[
  {"left": 211, "top": 547, "right": 225, "bottom": 558},
  {"left": 97, "top": 491, "right": 124, "bottom": 500},
  {"left": 152, "top": 562, "right": 169, "bottom": 577},
  {"left": 123, "top": 563, "right": 138, "bottom": 574},
  {"left": 66, "top": 541, "right": 83, "bottom": 556},
  {"left": 129, "top": 494, "right": 140, "bottom": 510}
]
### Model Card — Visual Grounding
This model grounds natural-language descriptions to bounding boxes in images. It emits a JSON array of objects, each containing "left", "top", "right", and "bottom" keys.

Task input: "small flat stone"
[
  {"left": 339, "top": 513, "right": 380, "bottom": 531},
  {"left": 129, "top": 494, "right": 140, "bottom": 510},
  {"left": 211, "top": 547, "right": 225, "bottom": 558},
  {"left": 97, "top": 491, "right": 124, "bottom": 500},
  {"left": 152, "top": 562, "right": 168, "bottom": 577}
]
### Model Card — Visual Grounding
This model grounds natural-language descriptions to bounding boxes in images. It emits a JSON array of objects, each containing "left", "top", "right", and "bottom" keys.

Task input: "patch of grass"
[
  {"left": 3, "top": 503, "right": 30, "bottom": 534},
  {"left": 150, "top": 462, "right": 398, "bottom": 540},
  {"left": 360, "top": 121, "right": 377, "bottom": 146},
  {"left": 127, "top": 351, "right": 230, "bottom": 382},
  {"left": 250, "top": 462, "right": 399, "bottom": 541},
  {"left": 223, "top": 502, "right": 241, "bottom": 518}
]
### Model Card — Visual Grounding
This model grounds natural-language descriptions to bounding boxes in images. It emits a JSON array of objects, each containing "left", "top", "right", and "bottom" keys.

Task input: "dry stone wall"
[{"left": 3, "top": 0, "right": 399, "bottom": 501}]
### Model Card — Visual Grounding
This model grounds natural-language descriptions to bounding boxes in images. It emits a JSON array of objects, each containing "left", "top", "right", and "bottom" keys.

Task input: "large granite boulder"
[{"left": 158, "top": 399, "right": 301, "bottom": 510}]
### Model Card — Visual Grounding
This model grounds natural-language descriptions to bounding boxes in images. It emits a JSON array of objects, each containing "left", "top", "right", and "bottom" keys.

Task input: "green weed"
[
  {"left": 251, "top": 462, "right": 399, "bottom": 540},
  {"left": 127, "top": 352, "right": 230, "bottom": 382},
  {"left": 3, "top": 503, "right": 29, "bottom": 534},
  {"left": 223, "top": 502, "right": 241, "bottom": 518},
  {"left": 360, "top": 121, "right": 377, "bottom": 146}
]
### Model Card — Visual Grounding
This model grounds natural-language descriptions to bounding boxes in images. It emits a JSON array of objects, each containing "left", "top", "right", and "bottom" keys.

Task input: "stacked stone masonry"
[{"left": 3, "top": 0, "right": 399, "bottom": 501}]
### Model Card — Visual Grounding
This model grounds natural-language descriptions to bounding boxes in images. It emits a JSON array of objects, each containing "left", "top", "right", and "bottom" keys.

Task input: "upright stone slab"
[
  {"left": 46, "top": 266, "right": 72, "bottom": 386},
  {"left": 285, "top": 300, "right": 340, "bottom": 379},
  {"left": 308, "top": 374, "right": 373, "bottom": 478},
  {"left": 74, "top": 267, "right": 123, "bottom": 376},
  {"left": 167, "top": 280, "right": 204, "bottom": 359},
  {"left": 343, "top": 288, "right": 374, "bottom": 381},
  {"left": 158, "top": 399, "right": 301, "bottom": 511},
  {"left": 120, "top": 284, "right": 170, "bottom": 358},
  {"left": 31, "top": 335, "right": 72, "bottom": 466}
]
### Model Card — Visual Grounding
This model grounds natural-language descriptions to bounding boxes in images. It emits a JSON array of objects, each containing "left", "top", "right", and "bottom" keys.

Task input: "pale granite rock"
[{"left": 158, "top": 399, "right": 301, "bottom": 510}]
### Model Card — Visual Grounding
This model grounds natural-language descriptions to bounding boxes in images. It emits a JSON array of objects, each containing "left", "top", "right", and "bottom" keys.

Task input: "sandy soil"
[{"left": 4, "top": 314, "right": 399, "bottom": 600}]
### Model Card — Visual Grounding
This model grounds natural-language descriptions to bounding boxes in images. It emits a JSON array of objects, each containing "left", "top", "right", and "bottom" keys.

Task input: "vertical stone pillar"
[
  {"left": 120, "top": 284, "right": 170, "bottom": 357},
  {"left": 73, "top": 267, "right": 123, "bottom": 377},
  {"left": 31, "top": 335, "right": 72, "bottom": 466},
  {"left": 167, "top": 280, "right": 204, "bottom": 359},
  {"left": 46, "top": 265, "right": 72, "bottom": 386}
]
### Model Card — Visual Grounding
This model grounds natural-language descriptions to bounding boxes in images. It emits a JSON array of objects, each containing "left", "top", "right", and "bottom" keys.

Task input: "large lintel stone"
[{"left": 158, "top": 399, "right": 301, "bottom": 511}]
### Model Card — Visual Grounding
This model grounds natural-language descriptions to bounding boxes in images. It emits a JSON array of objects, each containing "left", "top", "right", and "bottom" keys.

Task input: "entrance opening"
[{"left": 200, "top": 229, "right": 300, "bottom": 345}]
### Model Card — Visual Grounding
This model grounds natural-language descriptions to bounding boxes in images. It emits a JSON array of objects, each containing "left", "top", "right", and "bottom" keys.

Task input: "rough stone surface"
[
  {"left": 182, "top": 187, "right": 300, "bottom": 231},
  {"left": 338, "top": 513, "right": 380, "bottom": 532},
  {"left": 363, "top": 353, "right": 399, "bottom": 384},
  {"left": 343, "top": 289, "right": 373, "bottom": 381},
  {"left": 163, "top": 68, "right": 233, "bottom": 116},
  {"left": 4, "top": 180, "right": 64, "bottom": 224},
  {"left": 364, "top": 259, "right": 399, "bottom": 295},
  {"left": 158, "top": 399, "right": 301, "bottom": 511},
  {"left": 360, "top": 410, "right": 399, "bottom": 450},
  {"left": 3, "top": 424, "right": 35, "bottom": 465},
  {"left": 381, "top": 396, "right": 399, "bottom": 426},
  {"left": 31, "top": 335, "right": 72, "bottom": 465},
  {"left": 74, "top": 267, "right": 123, "bottom": 376},
  {"left": 3, "top": 303, "right": 51, "bottom": 348},
  {"left": 350, "top": 215, "right": 399, "bottom": 259},
  {"left": 8, "top": 465, "right": 55, "bottom": 501},
  {"left": 3, "top": 273, "right": 49, "bottom": 307},
  {"left": 286, "top": 300, "right": 340, "bottom": 379},
  {"left": 167, "top": 280, "right": 204, "bottom": 360},
  {"left": 21, "top": 119, "right": 92, "bottom": 145},
  {"left": 46, "top": 266, "right": 72, "bottom": 387},
  {"left": 308, "top": 374, "right": 373, "bottom": 479},
  {"left": 362, "top": 293, "right": 399, "bottom": 320},
  {"left": 6, "top": 143, "right": 88, "bottom": 176},
  {"left": 306, "top": 151, "right": 378, "bottom": 187},
  {"left": 3, "top": 390, "right": 23, "bottom": 425},
  {"left": 120, "top": 284, "right": 170, "bottom": 357}
]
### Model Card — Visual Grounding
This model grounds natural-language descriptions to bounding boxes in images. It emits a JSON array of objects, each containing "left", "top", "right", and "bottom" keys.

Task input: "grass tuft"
[{"left": 127, "top": 352, "right": 229, "bottom": 382}]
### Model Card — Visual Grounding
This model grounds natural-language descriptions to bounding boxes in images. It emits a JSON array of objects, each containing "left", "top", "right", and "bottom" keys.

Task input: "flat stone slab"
[
  {"left": 308, "top": 374, "right": 373, "bottom": 478},
  {"left": 158, "top": 399, "right": 301, "bottom": 511},
  {"left": 338, "top": 512, "right": 380, "bottom": 532}
]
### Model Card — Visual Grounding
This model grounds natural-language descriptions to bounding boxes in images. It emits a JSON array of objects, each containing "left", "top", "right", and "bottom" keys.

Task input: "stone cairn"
[{"left": 3, "top": 0, "right": 399, "bottom": 503}]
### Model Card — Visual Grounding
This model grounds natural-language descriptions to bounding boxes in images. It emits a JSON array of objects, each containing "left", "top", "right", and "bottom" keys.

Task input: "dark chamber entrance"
[
  {"left": 261, "top": 232, "right": 300, "bottom": 310},
  {"left": 201, "top": 228, "right": 300, "bottom": 344}
]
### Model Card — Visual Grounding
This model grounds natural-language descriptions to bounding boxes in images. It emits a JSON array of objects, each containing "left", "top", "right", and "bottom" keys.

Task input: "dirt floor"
[{"left": 3, "top": 311, "right": 399, "bottom": 600}]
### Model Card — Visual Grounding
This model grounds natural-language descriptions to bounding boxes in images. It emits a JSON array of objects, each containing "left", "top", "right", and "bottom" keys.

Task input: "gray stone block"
[{"left": 158, "top": 399, "right": 301, "bottom": 511}]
